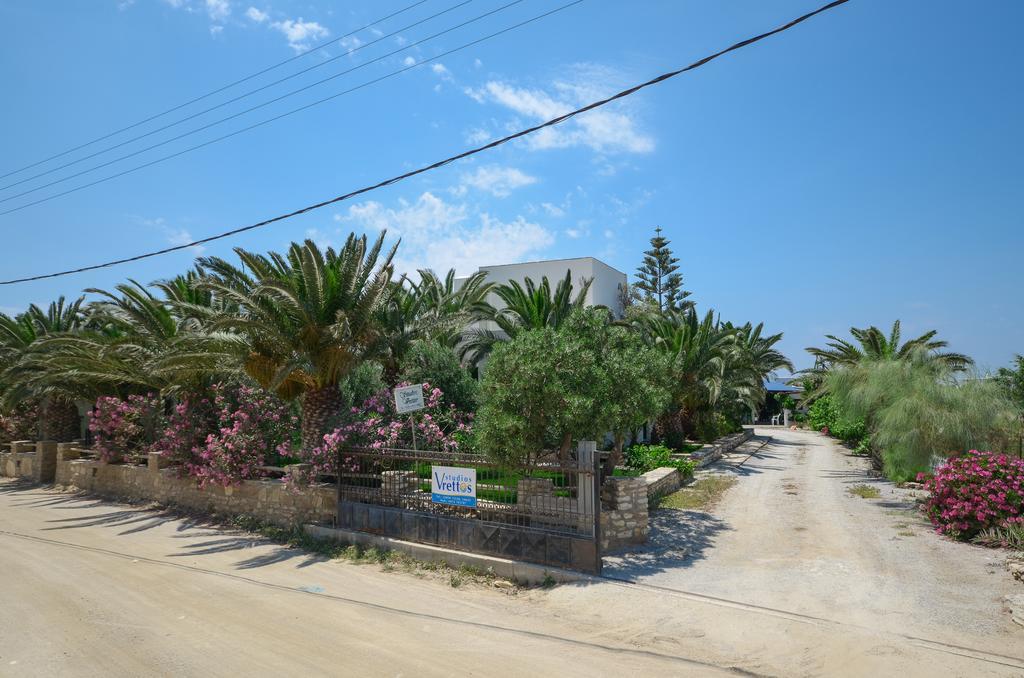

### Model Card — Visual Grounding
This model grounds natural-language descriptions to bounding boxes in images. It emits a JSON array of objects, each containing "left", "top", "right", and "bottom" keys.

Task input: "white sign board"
[
  {"left": 431, "top": 466, "right": 477, "bottom": 507},
  {"left": 393, "top": 384, "right": 425, "bottom": 414}
]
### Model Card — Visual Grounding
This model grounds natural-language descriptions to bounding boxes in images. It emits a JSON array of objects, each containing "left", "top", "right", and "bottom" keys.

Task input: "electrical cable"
[
  {"left": 0, "top": 0, "right": 475, "bottom": 194},
  {"left": 0, "top": 0, "right": 850, "bottom": 285},
  {"left": 0, "top": 0, "right": 430, "bottom": 182}
]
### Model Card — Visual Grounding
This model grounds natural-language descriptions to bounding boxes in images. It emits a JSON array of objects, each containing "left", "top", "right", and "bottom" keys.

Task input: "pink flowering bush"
[
  {"left": 164, "top": 383, "right": 297, "bottom": 488},
  {"left": 919, "top": 450, "right": 1024, "bottom": 540},
  {"left": 87, "top": 394, "right": 161, "bottom": 463},
  {"left": 306, "top": 382, "right": 472, "bottom": 477},
  {"left": 0, "top": 402, "right": 38, "bottom": 443}
]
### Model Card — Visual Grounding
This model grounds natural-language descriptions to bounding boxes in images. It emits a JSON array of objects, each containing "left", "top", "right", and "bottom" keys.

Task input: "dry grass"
[
  {"left": 658, "top": 475, "right": 737, "bottom": 511},
  {"left": 848, "top": 484, "right": 881, "bottom": 499}
]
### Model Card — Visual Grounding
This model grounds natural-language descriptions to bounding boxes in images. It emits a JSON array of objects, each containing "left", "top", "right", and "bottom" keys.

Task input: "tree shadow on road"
[{"left": 601, "top": 508, "right": 731, "bottom": 580}]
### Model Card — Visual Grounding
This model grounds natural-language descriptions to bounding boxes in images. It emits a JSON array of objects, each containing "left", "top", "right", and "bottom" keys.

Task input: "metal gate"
[{"left": 336, "top": 443, "right": 602, "bottom": 573}]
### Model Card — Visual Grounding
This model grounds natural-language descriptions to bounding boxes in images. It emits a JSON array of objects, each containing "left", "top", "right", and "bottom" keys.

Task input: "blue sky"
[{"left": 0, "top": 0, "right": 1021, "bottom": 371}]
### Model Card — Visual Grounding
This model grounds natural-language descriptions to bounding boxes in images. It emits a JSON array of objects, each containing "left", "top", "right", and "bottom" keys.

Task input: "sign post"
[
  {"left": 393, "top": 384, "right": 426, "bottom": 450},
  {"left": 430, "top": 466, "right": 477, "bottom": 507}
]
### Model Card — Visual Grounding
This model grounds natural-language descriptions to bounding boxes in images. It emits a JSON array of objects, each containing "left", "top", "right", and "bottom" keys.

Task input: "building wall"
[{"left": 477, "top": 257, "right": 626, "bottom": 317}]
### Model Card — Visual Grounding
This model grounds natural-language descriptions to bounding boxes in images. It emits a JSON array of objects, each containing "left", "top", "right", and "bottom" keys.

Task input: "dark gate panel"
[{"left": 336, "top": 446, "right": 602, "bottom": 573}]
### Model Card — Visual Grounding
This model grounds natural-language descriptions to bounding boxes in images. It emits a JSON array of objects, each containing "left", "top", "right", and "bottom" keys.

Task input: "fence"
[{"left": 336, "top": 441, "right": 602, "bottom": 573}]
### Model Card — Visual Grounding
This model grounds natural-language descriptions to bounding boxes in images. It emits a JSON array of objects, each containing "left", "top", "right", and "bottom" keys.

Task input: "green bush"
[
  {"left": 808, "top": 395, "right": 838, "bottom": 431},
  {"left": 399, "top": 340, "right": 478, "bottom": 413},
  {"left": 625, "top": 443, "right": 695, "bottom": 477}
]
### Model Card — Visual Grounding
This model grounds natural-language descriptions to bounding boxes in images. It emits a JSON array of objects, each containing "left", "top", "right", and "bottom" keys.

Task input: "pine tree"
[{"left": 632, "top": 227, "right": 690, "bottom": 313}]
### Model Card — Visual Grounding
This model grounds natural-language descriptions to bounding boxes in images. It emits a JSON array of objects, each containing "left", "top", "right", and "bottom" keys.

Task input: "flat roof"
[{"left": 478, "top": 256, "right": 625, "bottom": 277}]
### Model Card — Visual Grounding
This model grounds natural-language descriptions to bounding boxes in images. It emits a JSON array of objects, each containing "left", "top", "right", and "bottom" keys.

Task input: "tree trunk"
[
  {"left": 602, "top": 433, "right": 625, "bottom": 479},
  {"left": 557, "top": 431, "right": 573, "bottom": 463},
  {"left": 301, "top": 386, "right": 344, "bottom": 452},
  {"left": 40, "top": 397, "right": 81, "bottom": 442}
]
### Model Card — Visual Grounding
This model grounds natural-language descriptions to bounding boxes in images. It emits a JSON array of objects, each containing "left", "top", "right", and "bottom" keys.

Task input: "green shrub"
[
  {"left": 625, "top": 443, "right": 695, "bottom": 477},
  {"left": 399, "top": 340, "right": 479, "bottom": 413},
  {"left": 808, "top": 395, "right": 838, "bottom": 431}
]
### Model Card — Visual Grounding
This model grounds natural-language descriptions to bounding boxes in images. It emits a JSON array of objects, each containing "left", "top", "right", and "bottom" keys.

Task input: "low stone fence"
[
  {"left": 689, "top": 428, "right": 755, "bottom": 467},
  {"left": 0, "top": 440, "right": 58, "bottom": 483},
  {"left": 3, "top": 429, "right": 759, "bottom": 558},
  {"left": 1, "top": 442, "right": 334, "bottom": 528},
  {"left": 642, "top": 466, "right": 684, "bottom": 507}
]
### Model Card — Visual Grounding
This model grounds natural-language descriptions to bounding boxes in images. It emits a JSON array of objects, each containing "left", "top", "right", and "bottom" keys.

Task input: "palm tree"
[
  {"left": 196, "top": 234, "right": 396, "bottom": 451},
  {"left": 720, "top": 321, "right": 794, "bottom": 417},
  {"left": 459, "top": 271, "right": 593, "bottom": 366},
  {"left": 375, "top": 268, "right": 494, "bottom": 384},
  {"left": 807, "top": 320, "right": 972, "bottom": 373},
  {"left": 0, "top": 297, "right": 87, "bottom": 441},
  {"left": 633, "top": 308, "right": 737, "bottom": 442}
]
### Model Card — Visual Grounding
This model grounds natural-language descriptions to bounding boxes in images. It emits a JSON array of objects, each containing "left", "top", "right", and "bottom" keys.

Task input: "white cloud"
[
  {"left": 272, "top": 18, "right": 329, "bottom": 53},
  {"left": 540, "top": 202, "right": 565, "bottom": 218},
  {"left": 336, "top": 192, "right": 553, "bottom": 275},
  {"left": 455, "top": 165, "right": 536, "bottom": 198},
  {"left": 465, "top": 64, "right": 654, "bottom": 154},
  {"left": 340, "top": 35, "right": 362, "bottom": 51},
  {"left": 245, "top": 6, "right": 268, "bottom": 22},
  {"left": 205, "top": 0, "right": 230, "bottom": 21},
  {"left": 167, "top": 228, "right": 206, "bottom": 254},
  {"left": 464, "top": 128, "right": 490, "bottom": 145},
  {"left": 118, "top": 0, "right": 136, "bottom": 10},
  {"left": 137, "top": 217, "right": 206, "bottom": 255},
  {"left": 432, "top": 63, "right": 449, "bottom": 76},
  {"left": 402, "top": 56, "right": 416, "bottom": 67},
  {"left": 209, "top": 24, "right": 224, "bottom": 35},
  {"left": 473, "top": 58, "right": 483, "bottom": 69}
]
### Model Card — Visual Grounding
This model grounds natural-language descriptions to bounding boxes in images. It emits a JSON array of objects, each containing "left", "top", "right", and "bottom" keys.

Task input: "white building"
[{"left": 465, "top": 256, "right": 627, "bottom": 317}]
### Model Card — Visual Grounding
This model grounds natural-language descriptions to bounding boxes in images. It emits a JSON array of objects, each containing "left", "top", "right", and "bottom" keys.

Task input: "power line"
[
  {"left": 0, "top": 0, "right": 430, "bottom": 182},
  {"left": 0, "top": 0, "right": 532, "bottom": 214},
  {"left": 0, "top": 0, "right": 850, "bottom": 286},
  {"left": 0, "top": 0, "right": 476, "bottom": 195}
]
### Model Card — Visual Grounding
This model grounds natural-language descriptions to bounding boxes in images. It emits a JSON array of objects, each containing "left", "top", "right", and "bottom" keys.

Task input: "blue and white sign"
[{"left": 431, "top": 466, "right": 477, "bottom": 507}]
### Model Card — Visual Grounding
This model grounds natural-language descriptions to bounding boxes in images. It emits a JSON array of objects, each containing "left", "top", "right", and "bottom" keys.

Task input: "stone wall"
[
  {"left": 1, "top": 440, "right": 58, "bottom": 482},
  {"left": 600, "top": 476, "right": 648, "bottom": 552},
  {"left": 690, "top": 428, "right": 755, "bottom": 467},
  {"left": 48, "top": 449, "right": 334, "bottom": 528},
  {"left": 643, "top": 466, "right": 684, "bottom": 506}
]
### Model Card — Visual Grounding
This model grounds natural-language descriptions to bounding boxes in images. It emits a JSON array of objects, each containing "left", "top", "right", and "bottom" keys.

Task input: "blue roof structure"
[{"left": 764, "top": 380, "right": 802, "bottom": 393}]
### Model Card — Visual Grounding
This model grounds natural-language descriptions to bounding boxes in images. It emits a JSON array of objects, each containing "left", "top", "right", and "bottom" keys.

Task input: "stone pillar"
[
  {"left": 600, "top": 476, "right": 649, "bottom": 550},
  {"left": 148, "top": 451, "right": 172, "bottom": 474},
  {"left": 34, "top": 440, "right": 58, "bottom": 483},
  {"left": 577, "top": 440, "right": 597, "bottom": 533}
]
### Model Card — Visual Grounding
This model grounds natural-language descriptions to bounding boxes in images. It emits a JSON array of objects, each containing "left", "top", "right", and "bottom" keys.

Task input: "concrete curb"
[{"left": 303, "top": 524, "right": 591, "bottom": 586}]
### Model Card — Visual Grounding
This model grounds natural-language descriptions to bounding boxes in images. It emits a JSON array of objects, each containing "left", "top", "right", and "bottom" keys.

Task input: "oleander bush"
[
  {"left": 87, "top": 393, "right": 161, "bottom": 463},
  {"left": 920, "top": 450, "right": 1024, "bottom": 539},
  {"left": 308, "top": 383, "right": 471, "bottom": 477}
]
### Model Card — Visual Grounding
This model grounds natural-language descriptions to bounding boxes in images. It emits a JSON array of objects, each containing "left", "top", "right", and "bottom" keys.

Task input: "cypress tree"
[{"left": 632, "top": 227, "right": 690, "bottom": 313}]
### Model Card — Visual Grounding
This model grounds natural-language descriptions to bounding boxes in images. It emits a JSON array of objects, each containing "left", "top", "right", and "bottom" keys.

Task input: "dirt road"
[
  {"left": 600, "top": 427, "right": 1023, "bottom": 669},
  {"left": 1, "top": 429, "right": 1022, "bottom": 677}
]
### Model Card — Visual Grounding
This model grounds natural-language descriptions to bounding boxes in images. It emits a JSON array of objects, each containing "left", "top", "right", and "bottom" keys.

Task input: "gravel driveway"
[{"left": 604, "top": 428, "right": 1022, "bottom": 654}]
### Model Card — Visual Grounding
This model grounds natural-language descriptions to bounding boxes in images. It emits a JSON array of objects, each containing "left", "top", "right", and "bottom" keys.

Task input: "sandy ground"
[{"left": 0, "top": 428, "right": 1021, "bottom": 677}]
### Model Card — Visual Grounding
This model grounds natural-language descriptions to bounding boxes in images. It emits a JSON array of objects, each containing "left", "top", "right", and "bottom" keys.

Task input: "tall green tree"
[
  {"left": 196, "top": 234, "right": 396, "bottom": 451},
  {"left": 632, "top": 308, "right": 736, "bottom": 443},
  {"left": 631, "top": 227, "right": 690, "bottom": 313},
  {"left": 0, "top": 297, "right": 87, "bottom": 441},
  {"left": 806, "top": 320, "right": 972, "bottom": 373},
  {"left": 996, "top": 355, "right": 1024, "bottom": 410}
]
